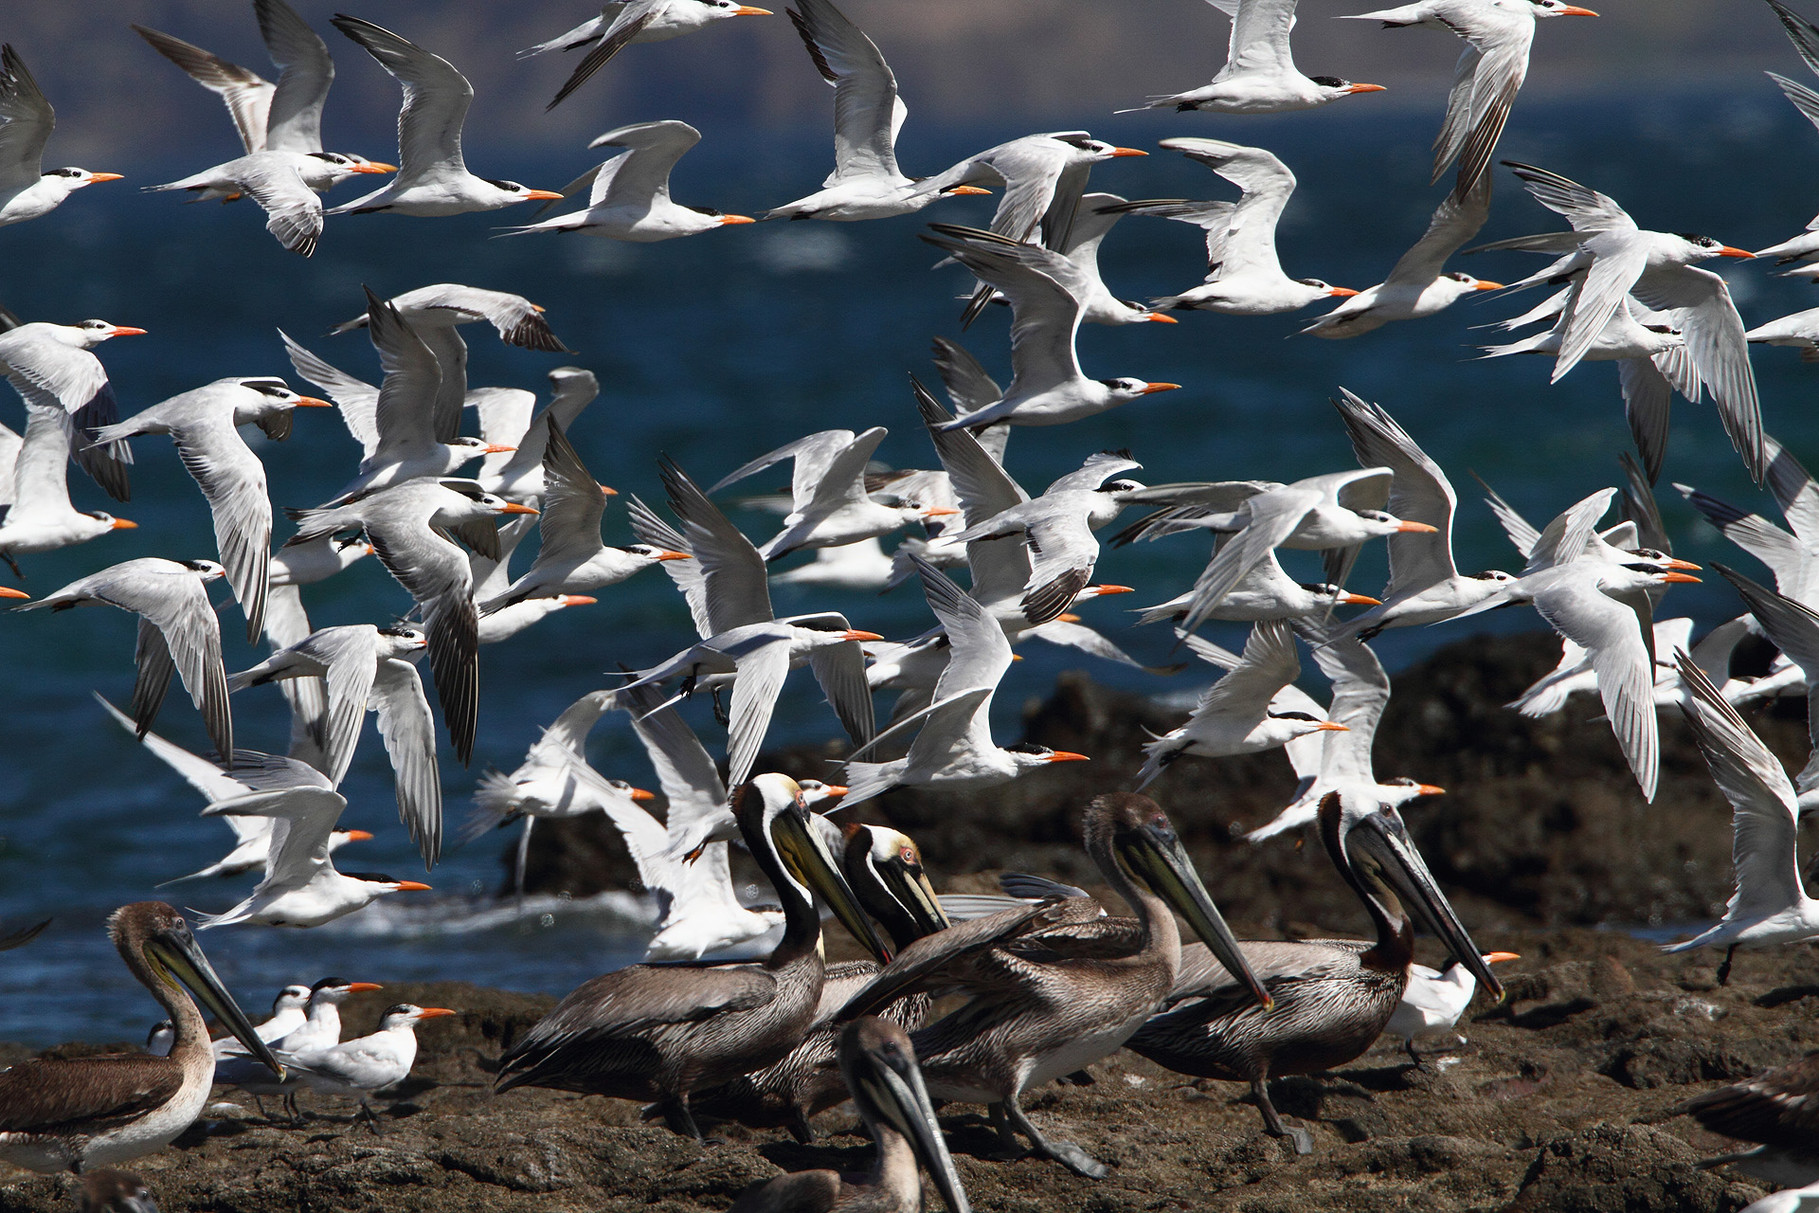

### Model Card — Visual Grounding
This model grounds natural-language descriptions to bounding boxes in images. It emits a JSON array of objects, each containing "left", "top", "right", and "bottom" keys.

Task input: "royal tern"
[
  {"left": 1495, "top": 161, "right": 1765, "bottom": 481},
  {"left": 1673, "top": 1044, "right": 1819, "bottom": 1188},
  {"left": 481, "top": 420, "right": 684, "bottom": 610},
  {"left": 1507, "top": 615, "right": 1697, "bottom": 717},
  {"left": 18, "top": 558, "right": 233, "bottom": 757},
  {"left": 1112, "top": 138, "right": 1359, "bottom": 314},
  {"left": 0, "top": 399, "right": 136, "bottom": 577},
  {"left": 843, "top": 559, "right": 1088, "bottom": 807},
  {"left": 712, "top": 426, "right": 955, "bottom": 560},
  {"left": 1137, "top": 619, "right": 1346, "bottom": 788},
  {"left": 1752, "top": 0, "right": 1819, "bottom": 265},
  {"left": 1329, "top": 389, "right": 1516, "bottom": 636},
  {"left": 1125, "top": 0, "right": 1385, "bottom": 114},
  {"left": 1042, "top": 193, "right": 1180, "bottom": 325},
  {"left": 0, "top": 903, "right": 280, "bottom": 1174},
  {"left": 286, "top": 478, "right": 537, "bottom": 765},
  {"left": 769, "top": 535, "right": 894, "bottom": 588},
  {"left": 1676, "top": 435, "right": 1819, "bottom": 609},
  {"left": 764, "top": 0, "right": 991, "bottom": 222},
  {"left": 1303, "top": 175, "right": 1501, "bottom": 337},
  {"left": 495, "top": 774, "right": 887, "bottom": 1142},
  {"left": 1130, "top": 467, "right": 1437, "bottom": 634},
  {"left": 726, "top": 1017, "right": 971, "bottom": 1213},
  {"left": 144, "top": 151, "right": 328, "bottom": 256},
  {"left": 1135, "top": 550, "right": 1379, "bottom": 625},
  {"left": 920, "top": 225, "right": 1179, "bottom": 429},
  {"left": 1341, "top": 0, "right": 1596, "bottom": 198},
  {"left": 229, "top": 623, "right": 440, "bottom": 868},
  {"left": 327, "top": 17, "right": 564, "bottom": 216},
  {"left": 213, "top": 975, "right": 381, "bottom": 1116},
  {"left": 503, "top": 121, "right": 754, "bottom": 240},
  {"left": 196, "top": 786, "right": 431, "bottom": 928},
  {"left": 1662, "top": 652, "right": 1819, "bottom": 984},
  {"left": 94, "top": 377, "right": 331, "bottom": 641},
  {"left": 0, "top": 44, "right": 123, "bottom": 226},
  {"left": 1384, "top": 951, "right": 1520, "bottom": 1065},
  {"left": 838, "top": 792, "right": 1265, "bottom": 1177},
  {"left": 283, "top": 1003, "right": 455, "bottom": 1125},
  {"left": 1747, "top": 304, "right": 1819, "bottom": 358},
  {"left": 95, "top": 695, "right": 371, "bottom": 886},
  {"left": 220, "top": 983, "right": 314, "bottom": 1055},
  {"left": 529, "top": 0, "right": 774, "bottom": 111},
  {"left": 0, "top": 316, "right": 142, "bottom": 503}
]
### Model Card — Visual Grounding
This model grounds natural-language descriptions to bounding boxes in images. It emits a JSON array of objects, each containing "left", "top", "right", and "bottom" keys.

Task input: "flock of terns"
[{"left": 7, "top": 0, "right": 1819, "bottom": 1210}]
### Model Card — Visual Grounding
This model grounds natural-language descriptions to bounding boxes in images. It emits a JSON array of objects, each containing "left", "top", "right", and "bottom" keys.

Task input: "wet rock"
[{"left": 1504, "top": 1124, "right": 1751, "bottom": 1212}]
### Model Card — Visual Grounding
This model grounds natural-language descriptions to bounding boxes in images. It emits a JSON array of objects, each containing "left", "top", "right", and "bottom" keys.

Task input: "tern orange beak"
[
  {"left": 1140, "top": 382, "right": 1181, "bottom": 394},
  {"left": 351, "top": 163, "right": 392, "bottom": 174},
  {"left": 415, "top": 1007, "right": 458, "bottom": 1018},
  {"left": 498, "top": 502, "right": 540, "bottom": 515},
  {"left": 1485, "top": 952, "right": 1522, "bottom": 963},
  {"left": 1396, "top": 521, "right": 1440, "bottom": 533},
  {"left": 598, "top": 483, "right": 618, "bottom": 496},
  {"left": 483, "top": 443, "right": 516, "bottom": 455},
  {"left": 393, "top": 881, "right": 432, "bottom": 892},
  {"left": 346, "top": 982, "right": 384, "bottom": 993},
  {"left": 1316, "top": 721, "right": 1351, "bottom": 732},
  {"left": 522, "top": 189, "right": 567, "bottom": 201},
  {"left": 1326, "top": 286, "right": 1361, "bottom": 298},
  {"left": 1044, "top": 751, "right": 1091, "bottom": 762},
  {"left": 842, "top": 629, "right": 885, "bottom": 642},
  {"left": 1347, "top": 83, "right": 1388, "bottom": 93},
  {"left": 1663, "top": 557, "right": 1702, "bottom": 571},
  {"left": 820, "top": 785, "right": 849, "bottom": 799},
  {"left": 656, "top": 549, "right": 691, "bottom": 561},
  {"left": 341, "top": 829, "right": 375, "bottom": 841},
  {"left": 1414, "top": 783, "right": 1446, "bottom": 798},
  {"left": 629, "top": 787, "right": 657, "bottom": 802},
  {"left": 294, "top": 396, "right": 333, "bottom": 408},
  {"left": 108, "top": 326, "right": 148, "bottom": 337},
  {"left": 1474, "top": 280, "right": 1505, "bottom": 291},
  {"left": 1339, "top": 592, "right": 1382, "bottom": 606},
  {"left": 87, "top": 173, "right": 125, "bottom": 183},
  {"left": 1010, "top": 653, "right": 1025, "bottom": 661},
  {"left": 921, "top": 506, "right": 960, "bottom": 517},
  {"left": 560, "top": 595, "right": 597, "bottom": 606},
  {"left": 110, "top": 518, "right": 138, "bottom": 530},
  {"left": 1718, "top": 246, "right": 1757, "bottom": 259},
  {"left": 1111, "top": 147, "right": 1148, "bottom": 157},
  {"left": 0, "top": 587, "right": 27, "bottom": 600},
  {"left": 1056, "top": 612, "right": 1082, "bottom": 624},
  {"left": 720, "top": 214, "right": 757, "bottom": 225},
  {"left": 1145, "top": 312, "right": 1179, "bottom": 323},
  {"left": 1661, "top": 572, "right": 1701, "bottom": 584},
  {"left": 1092, "top": 585, "right": 1134, "bottom": 596},
  {"left": 945, "top": 185, "right": 993, "bottom": 196}
]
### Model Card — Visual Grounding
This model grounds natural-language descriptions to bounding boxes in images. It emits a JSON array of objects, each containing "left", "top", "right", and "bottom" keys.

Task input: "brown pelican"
[
  {"left": 494, "top": 774, "right": 888, "bottom": 1140},
  {"left": 839, "top": 791, "right": 1268, "bottom": 1178},
  {"left": 728, "top": 1017, "right": 970, "bottom": 1213},
  {"left": 689, "top": 822, "right": 951, "bottom": 1141},
  {"left": 78, "top": 1169, "right": 159, "bottom": 1213},
  {"left": 1125, "top": 791, "right": 1503, "bottom": 1153},
  {"left": 0, "top": 902, "right": 282, "bottom": 1173}
]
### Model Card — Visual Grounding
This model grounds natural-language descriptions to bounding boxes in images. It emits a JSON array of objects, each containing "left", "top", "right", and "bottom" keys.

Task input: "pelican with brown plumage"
[
  {"left": 1125, "top": 790, "right": 1503, "bottom": 1154},
  {"left": 838, "top": 792, "right": 1268, "bottom": 1178},
  {"left": 689, "top": 822, "right": 951, "bottom": 1142},
  {"left": 0, "top": 902, "right": 283, "bottom": 1174},
  {"left": 729, "top": 1017, "right": 970, "bottom": 1213},
  {"left": 493, "top": 773, "right": 889, "bottom": 1141}
]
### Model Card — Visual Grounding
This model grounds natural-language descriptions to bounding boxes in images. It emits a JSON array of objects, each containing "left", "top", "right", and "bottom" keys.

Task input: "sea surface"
[{"left": 2, "top": 84, "right": 1816, "bottom": 1046}]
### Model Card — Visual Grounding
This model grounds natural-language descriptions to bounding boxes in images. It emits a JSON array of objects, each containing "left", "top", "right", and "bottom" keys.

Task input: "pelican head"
[
  {"left": 842, "top": 823, "right": 950, "bottom": 949},
  {"left": 110, "top": 902, "right": 284, "bottom": 1078},
  {"left": 1319, "top": 793, "right": 1503, "bottom": 1002},
  {"left": 1087, "top": 793, "right": 1271, "bottom": 1010},
  {"left": 735, "top": 774, "right": 890, "bottom": 963},
  {"left": 841, "top": 1017, "right": 972, "bottom": 1213}
]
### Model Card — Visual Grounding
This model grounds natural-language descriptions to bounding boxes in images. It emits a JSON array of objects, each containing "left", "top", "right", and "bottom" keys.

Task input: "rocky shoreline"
[{"left": 3, "top": 631, "right": 1815, "bottom": 1213}]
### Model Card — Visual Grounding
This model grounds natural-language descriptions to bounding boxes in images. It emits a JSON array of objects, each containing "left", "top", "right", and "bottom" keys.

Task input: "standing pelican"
[
  {"left": 838, "top": 792, "right": 1267, "bottom": 1178},
  {"left": 1125, "top": 791, "right": 1502, "bottom": 1153},
  {"left": 494, "top": 774, "right": 888, "bottom": 1141},
  {"left": 728, "top": 1017, "right": 970, "bottom": 1213},
  {"left": 0, "top": 903, "right": 282, "bottom": 1173}
]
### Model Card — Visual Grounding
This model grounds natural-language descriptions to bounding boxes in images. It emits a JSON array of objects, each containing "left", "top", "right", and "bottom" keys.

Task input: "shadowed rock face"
[
  {"left": 0, "top": 937, "right": 1810, "bottom": 1213},
  {"left": 512, "top": 630, "right": 1810, "bottom": 938}
]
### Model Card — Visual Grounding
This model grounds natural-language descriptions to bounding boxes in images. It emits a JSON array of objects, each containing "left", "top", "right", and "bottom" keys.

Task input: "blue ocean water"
[{"left": 2, "top": 85, "right": 1816, "bottom": 1046}]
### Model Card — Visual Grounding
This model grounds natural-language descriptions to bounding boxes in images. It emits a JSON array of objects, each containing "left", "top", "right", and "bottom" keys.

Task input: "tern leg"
[
  {"left": 711, "top": 685, "right": 729, "bottom": 728},
  {"left": 1405, "top": 1039, "right": 1425, "bottom": 1069},
  {"left": 514, "top": 817, "right": 535, "bottom": 910},
  {"left": 2, "top": 553, "right": 20, "bottom": 579},
  {"left": 1004, "top": 1092, "right": 1109, "bottom": 1179},
  {"left": 357, "top": 1098, "right": 382, "bottom": 1135},
  {"left": 1717, "top": 945, "right": 1737, "bottom": 987},
  {"left": 1252, "top": 1078, "right": 1313, "bottom": 1154}
]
